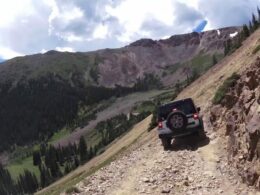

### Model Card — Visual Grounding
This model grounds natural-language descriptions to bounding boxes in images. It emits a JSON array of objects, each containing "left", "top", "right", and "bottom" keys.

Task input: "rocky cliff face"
[
  {"left": 210, "top": 57, "right": 260, "bottom": 188},
  {"left": 0, "top": 27, "right": 239, "bottom": 89},
  {"left": 97, "top": 27, "right": 240, "bottom": 87}
]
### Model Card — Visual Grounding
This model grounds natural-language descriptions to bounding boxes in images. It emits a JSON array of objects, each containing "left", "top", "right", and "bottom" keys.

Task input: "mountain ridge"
[
  {"left": 0, "top": 26, "right": 240, "bottom": 88},
  {"left": 0, "top": 26, "right": 240, "bottom": 152},
  {"left": 39, "top": 27, "right": 260, "bottom": 195}
]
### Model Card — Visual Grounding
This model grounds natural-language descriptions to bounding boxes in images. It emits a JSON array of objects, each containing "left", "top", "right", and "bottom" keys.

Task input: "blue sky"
[{"left": 0, "top": 0, "right": 259, "bottom": 59}]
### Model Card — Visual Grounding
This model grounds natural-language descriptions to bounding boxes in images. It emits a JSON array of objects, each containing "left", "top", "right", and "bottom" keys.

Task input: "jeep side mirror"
[{"left": 197, "top": 107, "right": 201, "bottom": 112}]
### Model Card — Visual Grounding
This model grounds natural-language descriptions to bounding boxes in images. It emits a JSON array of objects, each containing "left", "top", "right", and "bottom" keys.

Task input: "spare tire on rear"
[{"left": 166, "top": 111, "right": 187, "bottom": 131}]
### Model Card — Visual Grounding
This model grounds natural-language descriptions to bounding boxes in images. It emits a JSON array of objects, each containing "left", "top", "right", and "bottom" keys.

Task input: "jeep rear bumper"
[{"left": 158, "top": 126, "right": 202, "bottom": 139}]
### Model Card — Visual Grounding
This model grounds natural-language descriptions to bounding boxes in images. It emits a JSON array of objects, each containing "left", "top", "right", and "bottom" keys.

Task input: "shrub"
[
  {"left": 65, "top": 186, "right": 80, "bottom": 194},
  {"left": 148, "top": 111, "right": 157, "bottom": 131},
  {"left": 212, "top": 73, "right": 240, "bottom": 104},
  {"left": 252, "top": 45, "right": 260, "bottom": 54}
]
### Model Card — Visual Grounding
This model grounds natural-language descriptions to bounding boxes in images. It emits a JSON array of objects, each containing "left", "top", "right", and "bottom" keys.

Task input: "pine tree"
[
  {"left": 74, "top": 155, "right": 79, "bottom": 168},
  {"left": 50, "top": 161, "right": 61, "bottom": 178},
  {"left": 248, "top": 21, "right": 254, "bottom": 34},
  {"left": 224, "top": 39, "right": 232, "bottom": 56},
  {"left": 56, "top": 145, "right": 64, "bottom": 166},
  {"left": 190, "top": 68, "right": 199, "bottom": 82},
  {"left": 64, "top": 162, "right": 71, "bottom": 174},
  {"left": 235, "top": 32, "right": 243, "bottom": 49},
  {"left": 79, "top": 136, "right": 88, "bottom": 163},
  {"left": 0, "top": 164, "right": 17, "bottom": 194},
  {"left": 89, "top": 146, "right": 94, "bottom": 159},
  {"left": 257, "top": 6, "right": 260, "bottom": 24},
  {"left": 242, "top": 24, "right": 250, "bottom": 38},
  {"left": 94, "top": 145, "right": 98, "bottom": 155},
  {"left": 33, "top": 151, "right": 41, "bottom": 166},
  {"left": 249, "top": 21, "right": 253, "bottom": 33},
  {"left": 17, "top": 169, "right": 39, "bottom": 194},
  {"left": 175, "top": 81, "right": 181, "bottom": 93},
  {"left": 252, "top": 13, "right": 258, "bottom": 30},
  {"left": 40, "top": 143, "right": 47, "bottom": 156},
  {"left": 212, "top": 54, "right": 217, "bottom": 65},
  {"left": 39, "top": 164, "right": 52, "bottom": 188}
]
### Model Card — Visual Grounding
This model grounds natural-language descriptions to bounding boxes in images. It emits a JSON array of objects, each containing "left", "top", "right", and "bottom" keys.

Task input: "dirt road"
[
  {"left": 74, "top": 113, "right": 258, "bottom": 195},
  {"left": 64, "top": 29, "right": 260, "bottom": 194}
]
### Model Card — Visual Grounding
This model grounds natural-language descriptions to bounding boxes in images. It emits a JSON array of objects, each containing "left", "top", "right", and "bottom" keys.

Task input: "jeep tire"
[
  {"left": 198, "top": 119, "right": 206, "bottom": 139},
  {"left": 166, "top": 111, "right": 188, "bottom": 131},
  {"left": 161, "top": 137, "right": 171, "bottom": 150}
]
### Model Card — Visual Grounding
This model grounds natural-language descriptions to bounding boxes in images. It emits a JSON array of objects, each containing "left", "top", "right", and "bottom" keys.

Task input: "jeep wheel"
[
  {"left": 198, "top": 119, "right": 206, "bottom": 139},
  {"left": 166, "top": 111, "right": 187, "bottom": 131},
  {"left": 161, "top": 138, "right": 171, "bottom": 150}
]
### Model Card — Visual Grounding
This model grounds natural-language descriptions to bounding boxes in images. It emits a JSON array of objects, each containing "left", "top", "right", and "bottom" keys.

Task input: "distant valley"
[{"left": 0, "top": 26, "right": 240, "bottom": 153}]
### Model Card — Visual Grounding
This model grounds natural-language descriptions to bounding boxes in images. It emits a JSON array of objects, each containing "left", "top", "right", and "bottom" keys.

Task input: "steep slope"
[
  {"left": 0, "top": 27, "right": 239, "bottom": 151},
  {"left": 0, "top": 27, "right": 237, "bottom": 87},
  {"left": 97, "top": 27, "right": 238, "bottom": 87},
  {"left": 210, "top": 57, "right": 260, "bottom": 188},
  {"left": 41, "top": 29, "right": 260, "bottom": 195}
]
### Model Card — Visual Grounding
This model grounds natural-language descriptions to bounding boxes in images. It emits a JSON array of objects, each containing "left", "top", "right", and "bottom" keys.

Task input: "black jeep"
[{"left": 157, "top": 98, "right": 206, "bottom": 150}]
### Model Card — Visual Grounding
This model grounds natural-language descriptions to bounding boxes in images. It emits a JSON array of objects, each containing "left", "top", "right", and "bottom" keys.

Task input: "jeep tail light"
[
  {"left": 158, "top": 122, "right": 163, "bottom": 128},
  {"left": 193, "top": 113, "right": 199, "bottom": 120}
]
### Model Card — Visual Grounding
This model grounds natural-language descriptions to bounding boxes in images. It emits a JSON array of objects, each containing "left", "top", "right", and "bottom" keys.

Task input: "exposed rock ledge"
[{"left": 210, "top": 57, "right": 260, "bottom": 189}]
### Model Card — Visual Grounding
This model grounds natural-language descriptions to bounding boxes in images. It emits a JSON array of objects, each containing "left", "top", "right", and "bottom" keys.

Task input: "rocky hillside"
[
  {"left": 37, "top": 28, "right": 260, "bottom": 195},
  {"left": 0, "top": 26, "right": 240, "bottom": 152},
  {"left": 95, "top": 27, "right": 239, "bottom": 87},
  {"left": 1, "top": 27, "right": 238, "bottom": 88},
  {"left": 210, "top": 57, "right": 260, "bottom": 188}
]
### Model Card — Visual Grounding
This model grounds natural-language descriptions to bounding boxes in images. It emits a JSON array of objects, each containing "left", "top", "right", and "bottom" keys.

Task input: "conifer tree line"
[
  {"left": 0, "top": 71, "right": 162, "bottom": 153},
  {"left": 224, "top": 7, "right": 260, "bottom": 56},
  {"left": 0, "top": 164, "right": 39, "bottom": 194},
  {"left": 0, "top": 139, "right": 91, "bottom": 194},
  {"left": 95, "top": 112, "right": 150, "bottom": 148},
  {"left": 0, "top": 112, "right": 149, "bottom": 194}
]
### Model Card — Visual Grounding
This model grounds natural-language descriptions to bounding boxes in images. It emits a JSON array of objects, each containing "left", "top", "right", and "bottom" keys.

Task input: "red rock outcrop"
[{"left": 210, "top": 57, "right": 260, "bottom": 189}]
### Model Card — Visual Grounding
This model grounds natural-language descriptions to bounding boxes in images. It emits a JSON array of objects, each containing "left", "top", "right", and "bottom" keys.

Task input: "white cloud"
[
  {"left": 66, "top": 34, "right": 84, "bottom": 42},
  {"left": 106, "top": 0, "right": 175, "bottom": 42},
  {"left": 41, "top": 49, "right": 47, "bottom": 54},
  {"left": 0, "top": 0, "right": 35, "bottom": 27},
  {"left": 178, "top": 0, "right": 199, "bottom": 10},
  {"left": 0, "top": 47, "right": 24, "bottom": 59},
  {"left": 92, "top": 24, "right": 109, "bottom": 39},
  {"left": 0, "top": 0, "right": 260, "bottom": 59},
  {"left": 47, "top": 0, "right": 84, "bottom": 37},
  {"left": 55, "top": 47, "right": 75, "bottom": 52}
]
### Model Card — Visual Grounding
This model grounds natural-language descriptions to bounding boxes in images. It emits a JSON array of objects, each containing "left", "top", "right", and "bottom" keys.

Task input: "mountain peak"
[{"left": 129, "top": 38, "right": 158, "bottom": 47}]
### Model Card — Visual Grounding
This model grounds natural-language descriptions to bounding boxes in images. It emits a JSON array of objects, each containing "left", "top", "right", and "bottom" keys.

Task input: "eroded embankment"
[{"left": 210, "top": 57, "right": 260, "bottom": 189}]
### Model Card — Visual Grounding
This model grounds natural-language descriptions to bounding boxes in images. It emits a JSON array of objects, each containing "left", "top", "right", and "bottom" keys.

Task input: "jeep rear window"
[{"left": 158, "top": 99, "right": 196, "bottom": 120}]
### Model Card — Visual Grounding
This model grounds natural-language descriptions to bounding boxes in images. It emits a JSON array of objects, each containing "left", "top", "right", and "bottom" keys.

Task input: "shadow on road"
[{"left": 168, "top": 134, "right": 210, "bottom": 151}]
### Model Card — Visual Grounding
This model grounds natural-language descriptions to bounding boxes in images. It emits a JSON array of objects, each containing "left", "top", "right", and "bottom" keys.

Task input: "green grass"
[
  {"left": 85, "top": 129, "right": 102, "bottom": 148},
  {"left": 163, "top": 53, "right": 224, "bottom": 78},
  {"left": 133, "top": 101, "right": 155, "bottom": 113},
  {"left": 187, "top": 53, "right": 224, "bottom": 74},
  {"left": 163, "top": 63, "right": 181, "bottom": 75},
  {"left": 7, "top": 156, "right": 40, "bottom": 180},
  {"left": 212, "top": 73, "right": 240, "bottom": 104},
  {"left": 65, "top": 186, "right": 81, "bottom": 194},
  {"left": 252, "top": 45, "right": 260, "bottom": 54},
  {"left": 154, "top": 90, "right": 177, "bottom": 103},
  {"left": 6, "top": 128, "right": 69, "bottom": 180},
  {"left": 49, "top": 128, "right": 70, "bottom": 144}
]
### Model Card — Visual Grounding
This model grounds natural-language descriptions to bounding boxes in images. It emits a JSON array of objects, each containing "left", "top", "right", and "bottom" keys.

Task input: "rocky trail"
[
  {"left": 57, "top": 29, "right": 260, "bottom": 195},
  {"left": 73, "top": 114, "right": 258, "bottom": 195}
]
